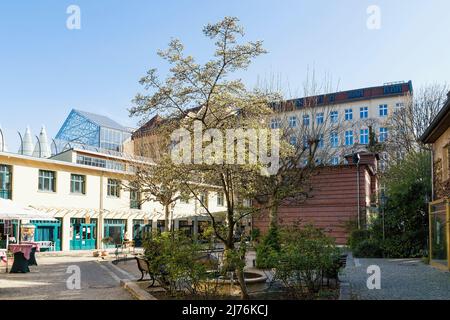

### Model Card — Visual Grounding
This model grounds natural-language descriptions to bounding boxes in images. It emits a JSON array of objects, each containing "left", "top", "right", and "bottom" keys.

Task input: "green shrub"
[
  {"left": 143, "top": 231, "right": 217, "bottom": 297},
  {"left": 353, "top": 239, "right": 383, "bottom": 258},
  {"left": 274, "top": 225, "right": 341, "bottom": 299},
  {"left": 256, "top": 226, "right": 280, "bottom": 269},
  {"left": 347, "top": 229, "right": 370, "bottom": 251}
]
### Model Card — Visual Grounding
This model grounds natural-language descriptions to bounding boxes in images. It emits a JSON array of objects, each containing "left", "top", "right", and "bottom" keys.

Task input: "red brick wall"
[{"left": 253, "top": 163, "right": 376, "bottom": 245}]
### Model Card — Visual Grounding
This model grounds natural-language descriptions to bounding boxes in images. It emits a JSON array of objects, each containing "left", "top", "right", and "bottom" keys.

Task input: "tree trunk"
[
  {"left": 236, "top": 268, "right": 250, "bottom": 300},
  {"left": 164, "top": 204, "right": 170, "bottom": 231},
  {"left": 223, "top": 244, "right": 250, "bottom": 300},
  {"left": 268, "top": 197, "right": 278, "bottom": 228}
]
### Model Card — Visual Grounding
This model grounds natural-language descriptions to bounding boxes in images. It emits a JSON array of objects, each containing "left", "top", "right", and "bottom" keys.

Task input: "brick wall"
[{"left": 253, "top": 156, "right": 377, "bottom": 245}]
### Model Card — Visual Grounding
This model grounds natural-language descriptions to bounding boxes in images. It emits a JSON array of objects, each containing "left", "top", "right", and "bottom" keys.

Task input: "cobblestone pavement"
[
  {"left": 340, "top": 254, "right": 450, "bottom": 300},
  {"left": 0, "top": 256, "right": 134, "bottom": 300}
]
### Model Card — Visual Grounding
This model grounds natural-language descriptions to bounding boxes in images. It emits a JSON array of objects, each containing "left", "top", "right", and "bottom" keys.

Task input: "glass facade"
[
  {"left": 100, "top": 127, "right": 130, "bottom": 152},
  {"left": 56, "top": 110, "right": 131, "bottom": 152},
  {"left": 76, "top": 155, "right": 126, "bottom": 171}
]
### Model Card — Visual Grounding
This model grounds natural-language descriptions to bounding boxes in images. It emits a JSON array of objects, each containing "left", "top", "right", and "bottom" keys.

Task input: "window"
[
  {"left": 70, "top": 174, "right": 86, "bottom": 194},
  {"left": 289, "top": 136, "right": 297, "bottom": 146},
  {"left": 107, "top": 179, "right": 121, "bottom": 198},
  {"left": 316, "top": 113, "right": 324, "bottom": 125},
  {"left": 360, "top": 107, "right": 368, "bottom": 119},
  {"left": 318, "top": 134, "right": 324, "bottom": 149},
  {"left": 38, "top": 170, "right": 56, "bottom": 192},
  {"left": 330, "top": 111, "right": 338, "bottom": 123},
  {"left": 303, "top": 136, "right": 310, "bottom": 148},
  {"left": 217, "top": 192, "right": 224, "bottom": 206},
  {"left": 345, "top": 131, "right": 354, "bottom": 146},
  {"left": 379, "top": 127, "right": 388, "bottom": 142},
  {"left": 288, "top": 116, "right": 297, "bottom": 128},
  {"left": 345, "top": 109, "right": 353, "bottom": 121},
  {"left": 330, "top": 132, "right": 339, "bottom": 148},
  {"left": 243, "top": 199, "right": 253, "bottom": 207},
  {"left": 199, "top": 192, "right": 208, "bottom": 207},
  {"left": 0, "top": 165, "right": 12, "bottom": 199},
  {"left": 331, "top": 157, "right": 340, "bottom": 165},
  {"left": 379, "top": 104, "right": 388, "bottom": 117},
  {"left": 394, "top": 102, "right": 404, "bottom": 114},
  {"left": 130, "top": 189, "right": 141, "bottom": 209},
  {"left": 303, "top": 115, "right": 310, "bottom": 126},
  {"left": 270, "top": 118, "right": 280, "bottom": 129},
  {"left": 360, "top": 129, "right": 369, "bottom": 145}
]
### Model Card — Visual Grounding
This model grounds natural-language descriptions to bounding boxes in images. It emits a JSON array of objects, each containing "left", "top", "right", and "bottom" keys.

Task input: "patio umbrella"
[
  {"left": 0, "top": 199, "right": 58, "bottom": 221},
  {"left": 0, "top": 199, "right": 56, "bottom": 272}
]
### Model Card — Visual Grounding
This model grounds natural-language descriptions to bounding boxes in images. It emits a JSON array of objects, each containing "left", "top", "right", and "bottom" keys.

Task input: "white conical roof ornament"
[
  {"left": 0, "top": 125, "right": 7, "bottom": 152},
  {"left": 21, "top": 126, "right": 34, "bottom": 156},
  {"left": 33, "top": 125, "right": 51, "bottom": 158}
]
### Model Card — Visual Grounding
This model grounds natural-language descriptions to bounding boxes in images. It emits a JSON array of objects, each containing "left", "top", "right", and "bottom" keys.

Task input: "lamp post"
[
  {"left": 380, "top": 193, "right": 387, "bottom": 241},
  {"left": 353, "top": 152, "right": 361, "bottom": 229}
]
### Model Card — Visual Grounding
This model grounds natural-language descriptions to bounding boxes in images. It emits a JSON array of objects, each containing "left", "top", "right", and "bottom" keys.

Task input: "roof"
[
  {"left": 420, "top": 92, "right": 450, "bottom": 144},
  {"left": 73, "top": 109, "right": 130, "bottom": 132},
  {"left": 275, "top": 81, "right": 413, "bottom": 112}
]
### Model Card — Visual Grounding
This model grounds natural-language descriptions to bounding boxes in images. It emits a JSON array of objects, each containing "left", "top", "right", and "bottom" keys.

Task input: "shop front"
[
  {"left": 32, "top": 219, "right": 62, "bottom": 251},
  {"left": 103, "top": 219, "right": 126, "bottom": 248},
  {"left": 132, "top": 219, "right": 152, "bottom": 247},
  {"left": 70, "top": 218, "right": 97, "bottom": 250}
]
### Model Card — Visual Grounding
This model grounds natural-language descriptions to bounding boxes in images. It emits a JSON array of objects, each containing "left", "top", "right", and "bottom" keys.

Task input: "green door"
[
  {"left": 32, "top": 220, "right": 62, "bottom": 251},
  {"left": 70, "top": 220, "right": 97, "bottom": 250},
  {"left": 103, "top": 219, "right": 126, "bottom": 248}
]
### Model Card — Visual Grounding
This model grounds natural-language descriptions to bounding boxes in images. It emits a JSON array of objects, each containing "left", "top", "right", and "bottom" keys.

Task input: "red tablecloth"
[
  {"left": 0, "top": 250, "right": 7, "bottom": 263},
  {"left": 9, "top": 244, "right": 33, "bottom": 260},
  {"left": 21, "top": 242, "right": 41, "bottom": 252}
]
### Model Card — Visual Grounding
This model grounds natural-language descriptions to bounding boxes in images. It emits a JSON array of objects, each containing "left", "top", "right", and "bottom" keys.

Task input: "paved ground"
[
  {"left": 0, "top": 256, "right": 135, "bottom": 300},
  {"left": 340, "top": 254, "right": 450, "bottom": 300}
]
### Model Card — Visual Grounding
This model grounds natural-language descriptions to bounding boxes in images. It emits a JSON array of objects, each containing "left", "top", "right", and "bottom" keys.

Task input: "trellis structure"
[{"left": 429, "top": 198, "right": 450, "bottom": 271}]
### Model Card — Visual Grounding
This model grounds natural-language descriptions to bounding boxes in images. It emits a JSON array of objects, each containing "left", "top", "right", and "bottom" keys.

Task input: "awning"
[
  {"left": 0, "top": 199, "right": 58, "bottom": 221},
  {"left": 30, "top": 206, "right": 213, "bottom": 221}
]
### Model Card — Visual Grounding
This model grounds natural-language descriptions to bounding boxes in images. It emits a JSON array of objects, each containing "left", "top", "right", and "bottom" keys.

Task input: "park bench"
[{"left": 36, "top": 241, "right": 55, "bottom": 251}]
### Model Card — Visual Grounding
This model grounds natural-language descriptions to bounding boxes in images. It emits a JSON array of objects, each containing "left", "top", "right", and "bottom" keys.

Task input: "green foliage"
[
  {"left": 273, "top": 225, "right": 341, "bottom": 299},
  {"left": 251, "top": 228, "right": 261, "bottom": 243},
  {"left": 374, "top": 151, "right": 431, "bottom": 258},
  {"left": 348, "top": 152, "right": 431, "bottom": 258},
  {"left": 347, "top": 229, "right": 371, "bottom": 252},
  {"left": 353, "top": 239, "right": 383, "bottom": 258},
  {"left": 143, "top": 231, "right": 218, "bottom": 297},
  {"left": 256, "top": 226, "right": 281, "bottom": 269}
]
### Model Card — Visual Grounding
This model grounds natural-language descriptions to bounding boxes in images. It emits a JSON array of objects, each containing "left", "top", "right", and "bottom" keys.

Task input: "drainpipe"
[
  {"left": 357, "top": 162, "right": 361, "bottom": 229},
  {"left": 431, "top": 149, "right": 434, "bottom": 202},
  {"left": 98, "top": 172, "right": 104, "bottom": 250}
]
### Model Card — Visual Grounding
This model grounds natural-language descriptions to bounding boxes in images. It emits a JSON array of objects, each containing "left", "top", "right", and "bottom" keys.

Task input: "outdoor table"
[
  {"left": 0, "top": 250, "right": 7, "bottom": 264},
  {"left": 21, "top": 242, "right": 40, "bottom": 266},
  {"left": 9, "top": 244, "right": 33, "bottom": 273}
]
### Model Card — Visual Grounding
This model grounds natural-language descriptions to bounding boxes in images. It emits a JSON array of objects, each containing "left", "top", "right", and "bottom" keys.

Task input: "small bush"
[
  {"left": 256, "top": 226, "right": 280, "bottom": 269},
  {"left": 274, "top": 225, "right": 341, "bottom": 299},
  {"left": 353, "top": 239, "right": 383, "bottom": 258},
  {"left": 347, "top": 229, "right": 370, "bottom": 251}
]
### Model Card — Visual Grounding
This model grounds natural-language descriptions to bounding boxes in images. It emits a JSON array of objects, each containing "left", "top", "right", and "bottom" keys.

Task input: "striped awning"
[{"left": 30, "top": 206, "right": 212, "bottom": 220}]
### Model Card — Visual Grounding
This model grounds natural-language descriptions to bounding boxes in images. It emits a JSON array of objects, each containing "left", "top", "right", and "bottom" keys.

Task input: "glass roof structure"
[{"left": 55, "top": 109, "right": 132, "bottom": 152}]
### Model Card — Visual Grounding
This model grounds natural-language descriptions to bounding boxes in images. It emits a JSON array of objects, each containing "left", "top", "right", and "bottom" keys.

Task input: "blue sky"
[{"left": 0, "top": 0, "right": 449, "bottom": 151}]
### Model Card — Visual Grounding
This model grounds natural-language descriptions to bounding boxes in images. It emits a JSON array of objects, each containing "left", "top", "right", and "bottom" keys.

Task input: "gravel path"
[
  {"left": 340, "top": 254, "right": 450, "bottom": 300},
  {"left": 0, "top": 256, "right": 134, "bottom": 300}
]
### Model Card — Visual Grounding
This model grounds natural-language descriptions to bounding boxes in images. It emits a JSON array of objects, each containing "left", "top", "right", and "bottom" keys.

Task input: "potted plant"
[{"left": 101, "top": 237, "right": 113, "bottom": 256}]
